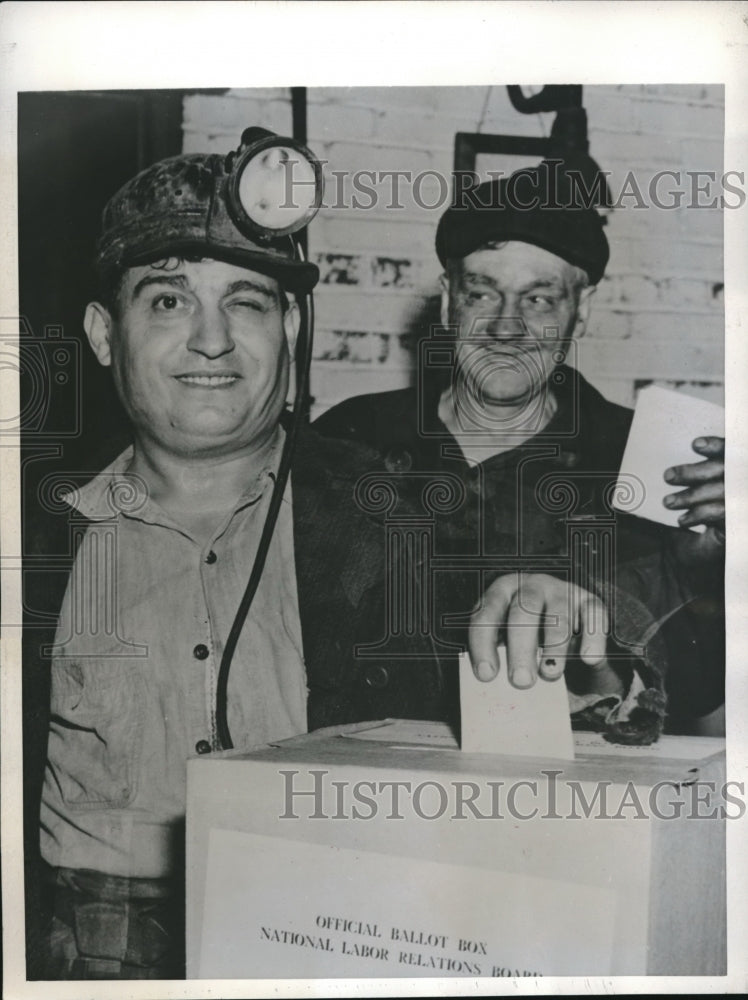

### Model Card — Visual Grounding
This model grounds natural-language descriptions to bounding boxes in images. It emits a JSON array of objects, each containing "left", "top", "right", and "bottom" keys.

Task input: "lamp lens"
[{"left": 237, "top": 145, "right": 317, "bottom": 231}]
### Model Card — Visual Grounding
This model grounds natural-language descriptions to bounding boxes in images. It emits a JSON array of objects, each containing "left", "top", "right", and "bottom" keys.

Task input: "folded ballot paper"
[
  {"left": 459, "top": 647, "right": 575, "bottom": 760},
  {"left": 613, "top": 384, "right": 724, "bottom": 531}
]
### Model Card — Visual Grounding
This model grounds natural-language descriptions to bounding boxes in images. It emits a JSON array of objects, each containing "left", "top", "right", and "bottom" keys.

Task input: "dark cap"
[
  {"left": 436, "top": 158, "right": 609, "bottom": 284},
  {"left": 95, "top": 153, "right": 319, "bottom": 294}
]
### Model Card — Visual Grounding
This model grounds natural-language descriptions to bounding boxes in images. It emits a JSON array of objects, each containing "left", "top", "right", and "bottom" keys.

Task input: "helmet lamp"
[{"left": 226, "top": 127, "right": 324, "bottom": 241}]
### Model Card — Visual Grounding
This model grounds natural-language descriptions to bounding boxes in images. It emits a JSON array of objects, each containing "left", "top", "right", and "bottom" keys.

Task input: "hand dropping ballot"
[
  {"left": 613, "top": 384, "right": 724, "bottom": 531},
  {"left": 459, "top": 646, "right": 574, "bottom": 760}
]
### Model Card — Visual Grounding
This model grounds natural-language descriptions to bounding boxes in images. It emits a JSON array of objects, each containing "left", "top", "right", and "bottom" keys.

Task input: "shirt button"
[
  {"left": 205, "top": 550, "right": 217, "bottom": 564},
  {"left": 195, "top": 740, "right": 212, "bottom": 755},
  {"left": 364, "top": 665, "right": 389, "bottom": 689},
  {"left": 193, "top": 643, "right": 209, "bottom": 660},
  {"left": 385, "top": 448, "right": 413, "bottom": 473}
]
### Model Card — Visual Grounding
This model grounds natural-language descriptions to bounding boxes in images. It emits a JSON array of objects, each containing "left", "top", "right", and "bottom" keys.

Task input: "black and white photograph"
[{"left": 2, "top": 2, "right": 747, "bottom": 996}]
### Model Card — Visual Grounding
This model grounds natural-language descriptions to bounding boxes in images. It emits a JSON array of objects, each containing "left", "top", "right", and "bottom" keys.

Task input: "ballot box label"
[{"left": 197, "top": 827, "right": 616, "bottom": 978}]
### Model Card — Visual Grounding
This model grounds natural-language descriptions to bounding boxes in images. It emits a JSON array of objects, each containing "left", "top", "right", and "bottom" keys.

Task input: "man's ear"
[
  {"left": 572, "top": 284, "right": 596, "bottom": 339},
  {"left": 283, "top": 297, "right": 300, "bottom": 358},
  {"left": 83, "top": 302, "right": 114, "bottom": 367},
  {"left": 439, "top": 273, "right": 450, "bottom": 326}
]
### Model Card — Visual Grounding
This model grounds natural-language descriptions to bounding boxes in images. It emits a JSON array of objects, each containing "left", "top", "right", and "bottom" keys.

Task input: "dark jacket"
[{"left": 315, "top": 367, "right": 725, "bottom": 731}]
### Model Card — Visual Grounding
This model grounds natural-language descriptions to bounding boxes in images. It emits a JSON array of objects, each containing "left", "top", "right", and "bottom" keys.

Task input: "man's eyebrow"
[
  {"left": 461, "top": 271, "right": 495, "bottom": 284},
  {"left": 132, "top": 273, "right": 189, "bottom": 298},
  {"left": 224, "top": 279, "right": 277, "bottom": 300},
  {"left": 518, "top": 278, "right": 567, "bottom": 294},
  {"left": 461, "top": 273, "right": 567, "bottom": 293}
]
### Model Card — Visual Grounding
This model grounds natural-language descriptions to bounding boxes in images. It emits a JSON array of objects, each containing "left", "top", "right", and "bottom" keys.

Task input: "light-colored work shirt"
[{"left": 40, "top": 432, "right": 307, "bottom": 878}]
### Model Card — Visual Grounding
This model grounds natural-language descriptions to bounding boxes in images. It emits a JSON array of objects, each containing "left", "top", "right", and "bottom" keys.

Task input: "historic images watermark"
[
  {"left": 278, "top": 160, "right": 746, "bottom": 212},
  {"left": 278, "top": 768, "right": 746, "bottom": 822}
]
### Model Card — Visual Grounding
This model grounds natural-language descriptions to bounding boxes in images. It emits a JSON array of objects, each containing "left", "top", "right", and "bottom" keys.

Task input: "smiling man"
[
  {"left": 83, "top": 260, "right": 296, "bottom": 540},
  {"left": 316, "top": 159, "right": 725, "bottom": 737},
  {"left": 26, "top": 143, "right": 453, "bottom": 980}
]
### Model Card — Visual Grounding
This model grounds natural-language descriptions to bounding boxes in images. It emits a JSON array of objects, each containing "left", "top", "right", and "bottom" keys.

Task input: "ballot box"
[{"left": 186, "top": 719, "right": 727, "bottom": 979}]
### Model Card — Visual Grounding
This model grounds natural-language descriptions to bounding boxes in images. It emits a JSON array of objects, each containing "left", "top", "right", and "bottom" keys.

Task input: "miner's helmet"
[{"left": 95, "top": 126, "right": 324, "bottom": 294}]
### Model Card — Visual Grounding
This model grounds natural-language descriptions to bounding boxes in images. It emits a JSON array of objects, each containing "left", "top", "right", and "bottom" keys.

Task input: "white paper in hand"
[
  {"left": 613, "top": 384, "right": 724, "bottom": 532},
  {"left": 459, "top": 647, "right": 574, "bottom": 760}
]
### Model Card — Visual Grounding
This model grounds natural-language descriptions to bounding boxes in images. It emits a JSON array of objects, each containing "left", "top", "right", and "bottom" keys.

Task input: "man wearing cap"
[
  {"left": 316, "top": 159, "right": 725, "bottom": 737},
  {"left": 25, "top": 137, "right": 455, "bottom": 980}
]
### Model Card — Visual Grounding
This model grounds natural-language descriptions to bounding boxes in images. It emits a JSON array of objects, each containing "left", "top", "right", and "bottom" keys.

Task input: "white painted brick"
[
  {"left": 629, "top": 84, "right": 724, "bottom": 106},
  {"left": 584, "top": 90, "right": 640, "bottom": 133},
  {"left": 629, "top": 310, "right": 724, "bottom": 347},
  {"left": 585, "top": 309, "right": 632, "bottom": 341},
  {"left": 479, "top": 109, "right": 548, "bottom": 138},
  {"left": 312, "top": 87, "right": 486, "bottom": 117},
  {"left": 317, "top": 141, "right": 432, "bottom": 177},
  {"left": 627, "top": 238, "right": 723, "bottom": 277},
  {"left": 311, "top": 329, "right": 368, "bottom": 363},
  {"left": 685, "top": 207, "right": 724, "bottom": 240},
  {"left": 370, "top": 255, "right": 417, "bottom": 289},
  {"left": 314, "top": 251, "right": 366, "bottom": 286},
  {"left": 312, "top": 329, "right": 348, "bottom": 361},
  {"left": 183, "top": 95, "right": 247, "bottom": 130},
  {"left": 227, "top": 88, "right": 290, "bottom": 101},
  {"left": 658, "top": 277, "right": 713, "bottom": 309},
  {"left": 680, "top": 137, "right": 724, "bottom": 172},
  {"left": 314, "top": 289, "right": 434, "bottom": 334},
  {"left": 181, "top": 131, "right": 235, "bottom": 155},
  {"left": 370, "top": 108, "right": 438, "bottom": 147},
  {"left": 184, "top": 94, "right": 292, "bottom": 138},
  {"left": 617, "top": 274, "right": 660, "bottom": 307},
  {"left": 308, "top": 103, "right": 377, "bottom": 142},
  {"left": 593, "top": 131, "right": 683, "bottom": 168},
  {"left": 613, "top": 203, "right": 689, "bottom": 242},
  {"left": 591, "top": 275, "right": 620, "bottom": 307},
  {"left": 677, "top": 102, "right": 724, "bottom": 138},
  {"left": 438, "top": 86, "right": 504, "bottom": 117},
  {"left": 310, "top": 214, "right": 437, "bottom": 254},
  {"left": 632, "top": 99, "right": 724, "bottom": 140},
  {"left": 574, "top": 336, "right": 723, "bottom": 382},
  {"left": 605, "top": 237, "right": 680, "bottom": 277},
  {"left": 418, "top": 255, "right": 446, "bottom": 289}
]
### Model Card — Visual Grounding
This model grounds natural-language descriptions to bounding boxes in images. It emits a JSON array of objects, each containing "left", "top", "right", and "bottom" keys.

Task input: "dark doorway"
[
  {"left": 18, "top": 89, "right": 187, "bottom": 979},
  {"left": 18, "top": 89, "right": 187, "bottom": 473}
]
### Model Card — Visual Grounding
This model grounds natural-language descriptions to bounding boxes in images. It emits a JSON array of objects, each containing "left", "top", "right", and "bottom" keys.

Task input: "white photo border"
[{"left": 1, "top": 2, "right": 746, "bottom": 996}]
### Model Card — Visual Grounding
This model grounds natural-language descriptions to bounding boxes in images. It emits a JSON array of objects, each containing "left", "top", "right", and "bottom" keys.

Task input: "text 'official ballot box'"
[{"left": 186, "top": 720, "right": 726, "bottom": 979}]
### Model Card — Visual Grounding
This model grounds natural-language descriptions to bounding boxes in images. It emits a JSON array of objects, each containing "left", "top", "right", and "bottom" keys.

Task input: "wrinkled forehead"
[
  {"left": 119, "top": 256, "right": 284, "bottom": 300},
  {"left": 451, "top": 241, "right": 587, "bottom": 288}
]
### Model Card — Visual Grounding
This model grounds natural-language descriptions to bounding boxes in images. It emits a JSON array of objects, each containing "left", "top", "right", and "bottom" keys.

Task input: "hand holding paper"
[
  {"left": 663, "top": 435, "right": 725, "bottom": 533},
  {"left": 613, "top": 385, "right": 724, "bottom": 533}
]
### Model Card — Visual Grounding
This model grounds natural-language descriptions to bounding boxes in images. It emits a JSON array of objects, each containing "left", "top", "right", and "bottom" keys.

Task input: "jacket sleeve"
[{"left": 609, "top": 530, "right": 725, "bottom": 728}]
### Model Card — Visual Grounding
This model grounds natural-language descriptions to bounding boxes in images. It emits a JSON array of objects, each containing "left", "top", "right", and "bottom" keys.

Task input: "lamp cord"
[{"left": 214, "top": 263, "right": 314, "bottom": 751}]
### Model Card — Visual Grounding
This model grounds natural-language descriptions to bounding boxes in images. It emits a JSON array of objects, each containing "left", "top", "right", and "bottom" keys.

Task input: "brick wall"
[{"left": 182, "top": 84, "right": 725, "bottom": 418}]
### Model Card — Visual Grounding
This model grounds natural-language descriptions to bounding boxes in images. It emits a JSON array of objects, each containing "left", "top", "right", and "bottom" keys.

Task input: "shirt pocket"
[{"left": 48, "top": 654, "right": 145, "bottom": 811}]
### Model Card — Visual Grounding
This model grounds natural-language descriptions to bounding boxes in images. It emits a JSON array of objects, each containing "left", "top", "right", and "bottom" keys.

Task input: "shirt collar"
[{"left": 64, "top": 429, "right": 284, "bottom": 524}]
